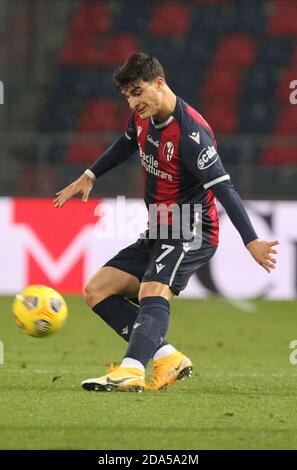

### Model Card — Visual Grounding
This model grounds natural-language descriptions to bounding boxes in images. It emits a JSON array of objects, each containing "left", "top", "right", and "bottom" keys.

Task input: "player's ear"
[{"left": 155, "top": 77, "right": 165, "bottom": 88}]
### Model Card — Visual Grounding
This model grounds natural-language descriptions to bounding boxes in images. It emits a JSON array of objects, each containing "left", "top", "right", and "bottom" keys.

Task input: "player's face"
[{"left": 122, "top": 79, "right": 164, "bottom": 119}]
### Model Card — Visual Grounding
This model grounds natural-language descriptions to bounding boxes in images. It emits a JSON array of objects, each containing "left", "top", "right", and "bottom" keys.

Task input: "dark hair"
[{"left": 113, "top": 52, "right": 165, "bottom": 91}]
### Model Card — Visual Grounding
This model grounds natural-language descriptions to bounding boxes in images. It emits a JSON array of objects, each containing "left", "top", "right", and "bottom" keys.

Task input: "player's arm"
[
  {"left": 181, "top": 127, "right": 278, "bottom": 273},
  {"left": 210, "top": 180, "right": 278, "bottom": 273},
  {"left": 54, "top": 115, "right": 138, "bottom": 208}
]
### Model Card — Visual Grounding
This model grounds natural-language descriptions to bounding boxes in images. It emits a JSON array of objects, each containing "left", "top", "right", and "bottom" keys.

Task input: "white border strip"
[
  {"left": 151, "top": 115, "right": 174, "bottom": 129},
  {"left": 84, "top": 169, "right": 96, "bottom": 181},
  {"left": 224, "top": 298, "right": 257, "bottom": 313},
  {"left": 169, "top": 252, "right": 185, "bottom": 286},
  {"left": 203, "top": 174, "right": 230, "bottom": 190}
]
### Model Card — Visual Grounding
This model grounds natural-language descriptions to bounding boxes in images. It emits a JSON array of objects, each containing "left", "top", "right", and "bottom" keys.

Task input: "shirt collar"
[{"left": 151, "top": 115, "right": 174, "bottom": 129}]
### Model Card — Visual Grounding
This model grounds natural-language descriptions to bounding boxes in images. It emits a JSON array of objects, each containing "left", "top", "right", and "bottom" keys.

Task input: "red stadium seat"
[
  {"left": 201, "top": 68, "right": 242, "bottom": 101},
  {"left": 274, "top": 105, "right": 297, "bottom": 135},
  {"left": 78, "top": 98, "right": 118, "bottom": 133},
  {"left": 71, "top": 1, "right": 112, "bottom": 34},
  {"left": 267, "top": 1, "right": 297, "bottom": 36},
  {"left": 199, "top": 34, "right": 255, "bottom": 135},
  {"left": 61, "top": 33, "right": 97, "bottom": 65},
  {"left": 214, "top": 34, "right": 256, "bottom": 67},
  {"left": 18, "top": 165, "right": 57, "bottom": 193},
  {"left": 260, "top": 145, "right": 297, "bottom": 165},
  {"left": 61, "top": 32, "right": 138, "bottom": 66},
  {"left": 260, "top": 103, "right": 297, "bottom": 164},
  {"left": 149, "top": 1, "right": 190, "bottom": 35},
  {"left": 95, "top": 33, "right": 139, "bottom": 66},
  {"left": 116, "top": 105, "right": 133, "bottom": 132},
  {"left": 202, "top": 102, "right": 238, "bottom": 133},
  {"left": 66, "top": 142, "right": 104, "bottom": 164}
]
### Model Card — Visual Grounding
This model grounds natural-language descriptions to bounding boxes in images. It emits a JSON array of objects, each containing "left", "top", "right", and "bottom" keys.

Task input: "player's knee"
[
  {"left": 84, "top": 281, "right": 107, "bottom": 308},
  {"left": 138, "top": 281, "right": 172, "bottom": 301}
]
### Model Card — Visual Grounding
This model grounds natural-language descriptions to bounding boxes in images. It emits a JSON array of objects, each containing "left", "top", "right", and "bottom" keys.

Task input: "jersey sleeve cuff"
[
  {"left": 84, "top": 169, "right": 96, "bottom": 181},
  {"left": 203, "top": 174, "right": 230, "bottom": 190}
]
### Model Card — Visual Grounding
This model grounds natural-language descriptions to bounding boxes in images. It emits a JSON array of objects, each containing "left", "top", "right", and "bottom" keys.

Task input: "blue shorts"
[{"left": 104, "top": 236, "right": 217, "bottom": 296}]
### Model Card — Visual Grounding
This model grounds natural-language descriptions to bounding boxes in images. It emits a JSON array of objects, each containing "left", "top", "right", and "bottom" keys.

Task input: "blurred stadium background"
[
  {"left": 1, "top": 0, "right": 297, "bottom": 299},
  {"left": 1, "top": 0, "right": 297, "bottom": 199}
]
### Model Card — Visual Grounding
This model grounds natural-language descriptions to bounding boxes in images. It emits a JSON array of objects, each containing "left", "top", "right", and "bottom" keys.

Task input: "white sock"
[
  {"left": 120, "top": 357, "right": 145, "bottom": 372},
  {"left": 153, "top": 344, "right": 177, "bottom": 361}
]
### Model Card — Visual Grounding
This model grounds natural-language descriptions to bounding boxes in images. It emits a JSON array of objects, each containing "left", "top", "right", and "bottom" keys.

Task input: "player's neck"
[{"left": 154, "top": 88, "right": 176, "bottom": 123}]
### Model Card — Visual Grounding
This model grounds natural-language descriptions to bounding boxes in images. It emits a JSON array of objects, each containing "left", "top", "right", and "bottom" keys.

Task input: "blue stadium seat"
[
  {"left": 39, "top": 97, "right": 79, "bottom": 132},
  {"left": 239, "top": 101, "right": 277, "bottom": 134},
  {"left": 113, "top": 0, "right": 150, "bottom": 33},
  {"left": 257, "top": 38, "right": 295, "bottom": 65},
  {"left": 145, "top": 37, "right": 185, "bottom": 66},
  {"left": 190, "top": 4, "right": 231, "bottom": 36},
  {"left": 56, "top": 67, "right": 116, "bottom": 98},
  {"left": 231, "top": 0, "right": 266, "bottom": 34},
  {"left": 182, "top": 35, "right": 218, "bottom": 66},
  {"left": 242, "top": 65, "right": 277, "bottom": 99}
]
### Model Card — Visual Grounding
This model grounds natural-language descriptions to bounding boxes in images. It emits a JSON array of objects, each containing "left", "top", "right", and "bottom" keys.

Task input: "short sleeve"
[{"left": 180, "top": 125, "right": 230, "bottom": 189}]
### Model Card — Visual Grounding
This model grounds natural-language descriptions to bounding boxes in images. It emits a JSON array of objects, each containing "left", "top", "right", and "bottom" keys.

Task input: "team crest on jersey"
[
  {"left": 163, "top": 141, "right": 174, "bottom": 161},
  {"left": 137, "top": 126, "right": 142, "bottom": 137}
]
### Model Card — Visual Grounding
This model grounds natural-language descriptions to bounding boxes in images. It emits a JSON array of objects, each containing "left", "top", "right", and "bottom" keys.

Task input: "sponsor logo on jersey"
[
  {"left": 137, "top": 126, "right": 142, "bottom": 137},
  {"left": 197, "top": 146, "right": 218, "bottom": 170},
  {"left": 163, "top": 141, "right": 174, "bottom": 161},
  {"left": 189, "top": 131, "right": 200, "bottom": 144},
  {"left": 139, "top": 148, "right": 173, "bottom": 181}
]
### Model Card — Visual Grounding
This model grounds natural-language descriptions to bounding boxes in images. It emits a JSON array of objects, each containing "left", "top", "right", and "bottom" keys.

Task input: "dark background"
[{"left": 0, "top": 0, "right": 296, "bottom": 199}]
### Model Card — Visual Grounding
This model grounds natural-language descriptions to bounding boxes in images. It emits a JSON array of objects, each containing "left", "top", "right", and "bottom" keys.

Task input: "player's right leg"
[
  {"left": 84, "top": 265, "right": 140, "bottom": 307},
  {"left": 84, "top": 266, "right": 142, "bottom": 341},
  {"left": 81, "top": 241, "right": 191, "bottom": 392},
  {"left": 82, "top": 265, "right": 147, "bottom": 391}
]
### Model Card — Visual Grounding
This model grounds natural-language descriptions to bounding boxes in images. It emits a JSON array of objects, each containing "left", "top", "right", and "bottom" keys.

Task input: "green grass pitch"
[{"left": 0, "top": 295, "right": 297, "bottom": 450}]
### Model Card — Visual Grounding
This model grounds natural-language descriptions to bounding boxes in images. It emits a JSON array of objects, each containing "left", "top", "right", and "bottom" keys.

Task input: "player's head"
[{"left": 113, "top": 52, "right": 169, "bottom": 119}]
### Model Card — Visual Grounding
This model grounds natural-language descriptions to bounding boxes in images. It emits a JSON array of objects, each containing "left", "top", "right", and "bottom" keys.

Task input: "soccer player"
[{"left": 54, "top": 53, "right": 278, "bottom": 392}]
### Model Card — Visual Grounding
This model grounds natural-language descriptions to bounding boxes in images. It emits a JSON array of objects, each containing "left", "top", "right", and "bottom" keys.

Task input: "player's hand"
[
  {"left": 53, "top": 173, "right": 94, "bottom": 208},
  {"left": 246, "top": 239, "right": 279, "bottom": 273}
]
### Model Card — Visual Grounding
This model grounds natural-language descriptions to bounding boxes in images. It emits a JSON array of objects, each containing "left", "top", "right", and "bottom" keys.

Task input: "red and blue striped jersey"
[{"left": 125, "top": 97, "right": 230, "bottom": 246}]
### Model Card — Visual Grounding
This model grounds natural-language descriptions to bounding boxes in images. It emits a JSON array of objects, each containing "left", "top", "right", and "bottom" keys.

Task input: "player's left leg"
[
  {"left": 125, "top": 280, "right": 193, "bottom": 391},
  {"left": 115, "top": 239, "right": 191, "bottom": 390},
  {"left": 122, "top": 240, "right": 217, "bottom": 391},
  {"left": 147, "top": 242, "right": 217, "bottom": 390}
]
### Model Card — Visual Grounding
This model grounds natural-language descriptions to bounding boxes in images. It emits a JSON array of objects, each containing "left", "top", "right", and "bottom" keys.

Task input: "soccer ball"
[{"left": 12, "top": 285, "right": 68, "bottom": 337}]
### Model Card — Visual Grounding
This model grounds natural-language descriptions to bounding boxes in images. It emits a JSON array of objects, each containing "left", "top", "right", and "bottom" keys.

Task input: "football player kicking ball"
[{"left": 54, "top": 53, "right": 278, "bottom": 392}]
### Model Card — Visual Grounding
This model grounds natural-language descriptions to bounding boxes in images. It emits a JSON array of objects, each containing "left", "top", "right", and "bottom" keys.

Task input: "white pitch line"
[
  {"left": 223, "top": 298, "right": 257, "bottom": 313},
  {"left": 204, "top": 372, "right": 297, "bottom": 378}
]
